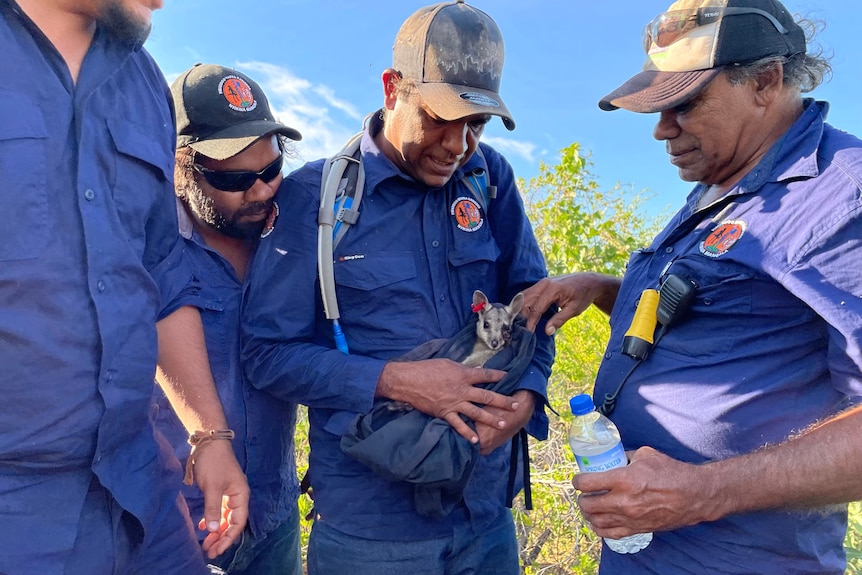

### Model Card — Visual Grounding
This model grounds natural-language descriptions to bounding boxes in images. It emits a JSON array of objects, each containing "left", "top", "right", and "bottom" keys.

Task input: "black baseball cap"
[
  {"left": 599, "top": 0, "right": 806, "bottom": 113},
  {"left": 172, "top": 63, "right": 302, "bottom": 160},
  {"left": 393, "top": 0, "right": 515, "bottom": 130}
]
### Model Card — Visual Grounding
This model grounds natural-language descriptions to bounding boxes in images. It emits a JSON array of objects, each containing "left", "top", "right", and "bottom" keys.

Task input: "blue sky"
[{"left": 146, "top": 1, "right": 862, "bottom": 218}]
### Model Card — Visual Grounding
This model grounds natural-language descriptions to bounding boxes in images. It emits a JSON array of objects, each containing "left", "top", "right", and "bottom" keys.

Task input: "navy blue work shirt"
[
  {"left": 0, "top": 3, "right": 198, "bottom": 571},
  {"left": 595, "top": 100, "right": 862, "bottom": 574},
  {"left": 242, "top": 113, "right": 554, "bottom": 540},
  {"left": 154, "top": 201, "right": 299, "bottom": 542}
]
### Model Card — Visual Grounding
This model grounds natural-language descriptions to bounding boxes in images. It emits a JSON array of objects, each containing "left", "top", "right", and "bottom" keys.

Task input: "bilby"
[{"left": 462, "top": 290, "right": 524, "bottom": 368}]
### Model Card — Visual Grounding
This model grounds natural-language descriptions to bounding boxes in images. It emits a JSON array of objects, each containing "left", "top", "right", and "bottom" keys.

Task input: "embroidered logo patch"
[
  {"left": 451, "top": 197, "right": 484, "bottom": 232},
  {"left": 458, "top": 92, "right": 500, "bottom": 108},
  {"left": 219, "top": 75, "right": 257, "bottom": 112},
  {"left": 260, "top": 201, "right": 279, "bottom": 239},
  {"left": 700, "top": 220, "right": 746, "bottom": 258}
]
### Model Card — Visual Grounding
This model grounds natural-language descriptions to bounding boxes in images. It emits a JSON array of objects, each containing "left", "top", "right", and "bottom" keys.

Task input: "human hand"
[
  {"left": 474, "top": 390, "right": 536, "bottom": 455},
  {"left": 191, "top": 440, "right": 250, "bottom": 558},
  {"left": 572, "top": 447, "right": 719, "bottom": 538},
  {"left": 377, "top": 358, "right": 516, "bottom": 444},
  {"left": 521, "top": 273, "right": 621, "bottom": 335}
]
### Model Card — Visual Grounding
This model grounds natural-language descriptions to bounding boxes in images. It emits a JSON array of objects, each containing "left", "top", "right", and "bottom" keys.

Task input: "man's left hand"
[
  {"left": 474, "top": 389, "right": 536, "bottom": 455},
  {"left": 191, "top": 440, "right": 250, "bottom": 558},
  {"left": 573, "top": 446, "right": 718, "bottom": 537}
]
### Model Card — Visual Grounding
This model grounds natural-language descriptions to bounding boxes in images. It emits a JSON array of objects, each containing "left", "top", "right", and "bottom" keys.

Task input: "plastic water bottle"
[{"left": 568, "top": 393, "right": 652, "bottom": 554}]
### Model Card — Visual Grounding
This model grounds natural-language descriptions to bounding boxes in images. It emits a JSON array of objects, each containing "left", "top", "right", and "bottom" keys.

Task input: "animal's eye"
[{"left": 483, "top": 321, "right": 490, "bottom": 329}]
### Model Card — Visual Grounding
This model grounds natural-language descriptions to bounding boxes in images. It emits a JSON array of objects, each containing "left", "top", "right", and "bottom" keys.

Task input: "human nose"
[
  {"left": 653, "top": 110, "right": 681, "bottom": 141},
  {"left": 441, "top": 121, "right": 470, "bottom": 157},
  {"left": 244, "top": 174, "right": 280, "bottom": 202}
]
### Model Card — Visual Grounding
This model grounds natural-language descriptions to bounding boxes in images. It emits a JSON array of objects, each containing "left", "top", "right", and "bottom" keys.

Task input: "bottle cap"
[{"left": 569, "top": 394, "right": 596, "bottom": 416}]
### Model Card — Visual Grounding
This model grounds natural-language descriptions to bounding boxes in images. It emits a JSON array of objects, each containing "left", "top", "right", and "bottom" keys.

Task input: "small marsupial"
[{"left": 462, "top": 290, "right": 524, "bottom": 368}]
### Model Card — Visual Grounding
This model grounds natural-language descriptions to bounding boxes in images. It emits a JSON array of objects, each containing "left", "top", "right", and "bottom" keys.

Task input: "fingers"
[
  {"left": 459, "top": 400, "right": 509, "bottom": 430},
  {"left": 461, "top": 367, "right": 506, "bottom": 386},
  {"left": 201, "top": 492, "right": 249, "bottom": 558},
  {"left": 524, "top": 303, "right": 542, "bottom": 333},
  {"left": 444, "top": 412, "right": 480, "bottom": 444},
  {"left": 521, "top": 280, "right": 556, "bottom": 332},
  {"left": 545, "top": 307, "right": 579, "bottom": 336},
  {"left": 202, "top": 485, "right": 226, "bottom": 535}
]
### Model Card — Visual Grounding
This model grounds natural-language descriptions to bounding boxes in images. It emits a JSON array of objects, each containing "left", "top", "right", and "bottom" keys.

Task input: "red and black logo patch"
[
  {"left": 450, "top": 197, "right": 484, "bottom": 232},
  {"left": 700, "top": 220, "right": 745, "bottom": 258},
  {"left": 219, "top": 75, "right": 257, "bottom": 112}
]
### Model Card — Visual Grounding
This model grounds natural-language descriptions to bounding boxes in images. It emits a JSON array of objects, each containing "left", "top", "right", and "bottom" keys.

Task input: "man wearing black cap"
[
  {"left": 241, "top": 2, "right": 554, "bottom": 574},
  {"left": 154, "top": 63, "right": 303, "bottom": 575},
  {"left": 522, "top": 0, "right": 862, "bottom": 573}
]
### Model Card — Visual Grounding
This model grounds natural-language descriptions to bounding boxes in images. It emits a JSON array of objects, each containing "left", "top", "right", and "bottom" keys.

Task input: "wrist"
[{"left": 184, "top": 429, "right": 235, "bottom": 486}]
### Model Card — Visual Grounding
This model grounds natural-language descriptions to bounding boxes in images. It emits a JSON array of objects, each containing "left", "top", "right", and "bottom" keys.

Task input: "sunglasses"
[
  {"left": 193, "top": 154, "right": 284, "bottom": 192},
  {"left": 643, "top": 6, "right": 788, "bottom": 52}
]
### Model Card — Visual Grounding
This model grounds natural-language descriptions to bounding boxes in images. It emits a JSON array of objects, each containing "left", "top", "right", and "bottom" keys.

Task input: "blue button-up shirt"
[
  {"left": 154, "top": 202, "right": 299, "bottom": 542},
  {"left": 242, "top": 114, "right": 554, "bottom": 540},
  {"left": 595, "top": 100, "right": 862, "bottom": 574},
  {"left": 0, "top": 3, "right": 196, "bottom": 571}
]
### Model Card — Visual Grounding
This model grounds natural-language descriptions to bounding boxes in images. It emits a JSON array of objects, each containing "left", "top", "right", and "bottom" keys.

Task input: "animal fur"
[{"left": 462, "top": 290, "right": 524, "bottom": 368}]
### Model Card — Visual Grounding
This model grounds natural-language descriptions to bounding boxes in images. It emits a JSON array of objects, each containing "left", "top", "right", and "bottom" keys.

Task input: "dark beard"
[
  {"left": 186, "top": 187, "right": 270, "bottom": 240},
  {"left": 99, "top": 2, "right": 152, "bottom": 45}
]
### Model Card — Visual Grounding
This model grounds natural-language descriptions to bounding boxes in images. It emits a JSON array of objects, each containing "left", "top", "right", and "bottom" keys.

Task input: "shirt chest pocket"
[
  {"left": 106, "top": 117, "right": 174, "bottom": 256},
  {"left": 446, "top": 230, "right": 501, "bottom": 292},
  {"left": 0, "top": 94, "right": 48, "bottom": 261},
  {"left": 333, "top": 251, "right": 428, "bottom": 345},
  {"left": 652, "top": 257, "right": 753, "bottom": 364}
]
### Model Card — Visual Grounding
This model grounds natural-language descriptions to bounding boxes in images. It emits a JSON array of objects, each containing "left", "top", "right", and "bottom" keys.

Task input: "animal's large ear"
[
  {"left": 472, "top": 290, "right": 489, "bottom": 313},
  {"left": 507, "top": 292, "right": 525, "bottom": 317}
]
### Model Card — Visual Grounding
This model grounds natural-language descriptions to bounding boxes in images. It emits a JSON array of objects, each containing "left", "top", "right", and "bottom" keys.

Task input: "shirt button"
[
  {"left": 703, "top": 298, "right": 713, "bottom": 306},
  {"left": 439, "top": 295, "right": 446, "bottom": 302},
  {"left": 84, "top": 189, "right": 95, "bottom": 200},
  {"left": 604, "top": 351, "right": 612, "bottom": 359},
  {"left": 664, "top": 247, "right": 674, "bottom": 254},
  {"left": 97, "top": 280, "right": 106, "bottom": 292},
  {"left": 431, "top": 240, "right": 440, "bottom": 248}
]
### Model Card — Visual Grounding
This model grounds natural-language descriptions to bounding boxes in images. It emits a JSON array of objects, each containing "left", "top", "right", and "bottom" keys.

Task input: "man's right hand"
[
  {"left": 376, "top": 358, "right": 515, "bottom": 444},
  {"left": 521, "top": 272, "right": 622, "bottom": 335}
]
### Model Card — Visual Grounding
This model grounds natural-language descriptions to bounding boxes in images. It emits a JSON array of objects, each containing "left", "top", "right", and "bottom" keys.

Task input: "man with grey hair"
[
  {"left": 522, "top": 0, "right": 862, "bottom": 573},
  {"left": 242, "top": 1, "right": 554, "bottom": 574}
]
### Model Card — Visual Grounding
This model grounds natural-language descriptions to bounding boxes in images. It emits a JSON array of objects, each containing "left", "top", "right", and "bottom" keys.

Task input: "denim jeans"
[
  {"left": 207, "top": 510, "right": 302, "bottom": 575},
  {"left": 307, "top": 508, "right": 519, "bottom": 575}
]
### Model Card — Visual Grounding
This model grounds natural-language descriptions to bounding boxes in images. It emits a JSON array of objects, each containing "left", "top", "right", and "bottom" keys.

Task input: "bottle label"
[{"left": 575, "top": 443, "right": 627, "bottom": 473}]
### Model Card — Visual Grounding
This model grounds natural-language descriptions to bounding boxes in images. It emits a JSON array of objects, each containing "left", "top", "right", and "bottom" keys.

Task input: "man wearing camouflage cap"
[{"left": 522, "top": 0, "right": 862, "bottom": 572}]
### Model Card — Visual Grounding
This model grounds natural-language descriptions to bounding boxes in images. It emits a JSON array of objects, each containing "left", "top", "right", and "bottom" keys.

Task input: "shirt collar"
[
  {"left": 685, "top": 98, "right": 827, "bottom": 212},
  {"left": 176, "top": 197, "right": 195, "bottom": 240}
]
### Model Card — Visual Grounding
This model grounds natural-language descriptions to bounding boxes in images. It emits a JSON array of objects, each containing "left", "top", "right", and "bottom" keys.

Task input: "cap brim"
[
  {"left": 187, "top": 120, "right": 302, "bottom": 161},
  {"left": 598, "top": 68, "right": 723, "bottom": 113},
  {"left": 415, "top": 83, "right": 515, "bottom": 131}
]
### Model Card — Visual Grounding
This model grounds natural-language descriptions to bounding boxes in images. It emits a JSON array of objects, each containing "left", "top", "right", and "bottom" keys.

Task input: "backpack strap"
[
  {"left": 317, "top": 139, "right": 494, "bottom": 355},
  {"left": 317, "top": 131, "right": 363, "bottom": 353},
  {"left": 459, "top": 146, "right": 495, "bottom": 212}
]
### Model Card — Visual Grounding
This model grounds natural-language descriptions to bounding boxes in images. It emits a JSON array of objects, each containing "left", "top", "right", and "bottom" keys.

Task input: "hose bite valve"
[{"left": 622, "top": 289, "right": 660, "bottom": 360}]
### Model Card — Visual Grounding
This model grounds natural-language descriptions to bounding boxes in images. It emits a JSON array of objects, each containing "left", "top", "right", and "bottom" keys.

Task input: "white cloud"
[
  {"left": 234, "top": 61, "right": 358, "bottom": 168},
  {"left": 481, "top": 136, "right": 537, "bottom": 164},
  {"left": 226, "top": 61, "right": 539, "bottom": 173}
]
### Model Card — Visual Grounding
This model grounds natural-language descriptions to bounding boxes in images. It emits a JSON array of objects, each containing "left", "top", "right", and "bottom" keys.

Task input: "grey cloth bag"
[{"left": 339, "top": 316, "right": 536, "bottom": 518}]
